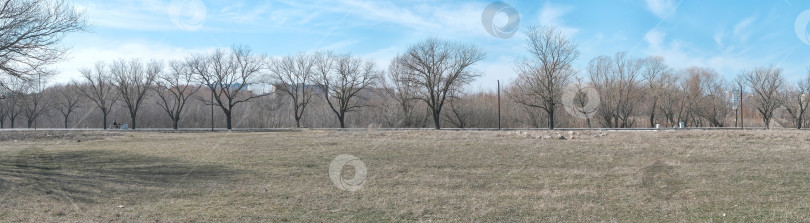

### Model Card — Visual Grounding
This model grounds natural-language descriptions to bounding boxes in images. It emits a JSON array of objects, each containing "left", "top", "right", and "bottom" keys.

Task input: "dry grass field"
[{"left": 1, "top": 129, "right": 810, "bottom": 222}]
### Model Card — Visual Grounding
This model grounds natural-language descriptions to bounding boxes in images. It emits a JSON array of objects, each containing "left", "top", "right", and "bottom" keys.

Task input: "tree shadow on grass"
[{"left": 0, "top": 148, "right": 241, "bottom": 204}]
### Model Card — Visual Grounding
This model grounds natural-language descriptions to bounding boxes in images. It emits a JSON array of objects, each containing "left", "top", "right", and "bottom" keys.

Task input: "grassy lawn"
[{"left": 1, "top": 130, "right": 809, "bottom": 222}]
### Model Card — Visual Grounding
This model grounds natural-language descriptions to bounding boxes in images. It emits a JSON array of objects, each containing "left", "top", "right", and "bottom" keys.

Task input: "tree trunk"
[
  {"left": 130, "top": 113, "right": 137, "bottom": 129},
  {"left": 293, "top": 105, "right": 301, "bottom": 128},
  {"left": 10, "top": 116, "right": 15, "bottom": 128},
  {"left": 339, "top": 115, "right": 345, "bottom": 128},
  {"left": 764, "top": 117, "right": 770, "bottom": 129},
  {"left": 613, "top": 115, "right": 619, "bottom": 128},
  {"left": 27, "top": 119, "right": 33, "bottom": 128},
  {"left": 226, "top": 112, "right": 232, "bottom": 129},
  {"left": 432, "top": 110, "right": 441, "bottom": 129},
  {"left": 64, "top": 115, "right": 69, "bottom": 129},
  {"left": 548, "top": 110, "right": 555, "bottom": 130},
  {"left": 173, "top": 118, "right": 179, "bottom": 129},
  {"left": 103, "top": 112, "right": 108, "bottom": 130},
  {"left": 401, "top": 104, "right": 412, "bottom": 128}
]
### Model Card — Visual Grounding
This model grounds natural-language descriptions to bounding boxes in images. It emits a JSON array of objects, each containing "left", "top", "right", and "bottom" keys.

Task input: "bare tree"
[
  {"left": 783, "top": 69, "right": 810, "bottom": 129},
  {"left": 0, "top": 77, "right": 25, "bottom": 128},
  {"left": 76, "top": 62, "right": 118, "bottom": 129},
  {"left": 190, "top": 46, "right": 268, "bottom": 129},
  {"left": 19, "top": 83, "right": 45, "bottom": 128},
  {"left": 3, "top": 76, "right": 36, "bottom": 128},
  {"left": 381, "top": 56, "right": 423, "bottom": 127},
  {"left": 154, "top": 60, "right": 201, "bottom": 129},
  {"left": 441, "top": 89, "right": 475, "bottom": 128},
  {"left": 396, "top": 38, "right": 485, "bottom": 129},
  {"left": 313, "top": 52, "right": 380, "bottom": 128},
  {"left": 642, "top": 56, "right": 670, "bottom": 127},
  {"left": 268, "top": 52, "right": 315, "bottom": 128},
  {"left": 656, "top": 73, "right": 682, "bottom": 127},
  {"left": 508, "top": 26, "right": 579, "bottom": 129},
  {"left": 0, "top": 88, "right": 8, "bottom": 128},
  {"left": 5, "top": 93, "right": 20, "bottom": 128},
  {"left": 47, "top": 83, "right": 82, "bottom": 128},
  {"left": 588, "top": 52, "right": 644, "bottom": 128},
  {"left": 110, "top": 59, "right": 160, "bottom": 129},
  {"left": 702, "top": 80, "right": 731, "bottom": 127},
  {"left": 740, "top": 66, "right": 785, "bottom": 129},
  {"left": 0, "top": 0, "right": 86, "bottom": 81},
  {"left": 565, "top": 76, "right": 597, "bottom": 128},
  {"left": 681, "top": 67, "right": 729, "bottom": 127}
]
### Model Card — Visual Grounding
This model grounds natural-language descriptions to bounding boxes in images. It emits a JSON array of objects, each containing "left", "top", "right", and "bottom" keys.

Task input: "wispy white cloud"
[
  {"left": 75, "top": 1, "right": 177, "bottom": 31},
  {"left": 358, "top": 46, "right": 403, "bottom": 71},
  {"left": 642, "top": 28, "right": 766, "bottom": 79},
  {"left": 319, "top": 39, "right": 361, "bottom": 51},
  {"left": 644, "top": 0, "right": 677, "bottom": 19},
  {"left": 53, "top": 36, "right": 216, "bottom": 85},
  {"left": 642, "top": 28, "right": 701, "bottom": 68},
  {"left": 337, "top": 0, "right": 439, "bottom": 31},
  {"left": 644, "top": 29, "right": 667, "bottom": 50},
  {"left": 713, "top": 32, "right": 725, "bottom": 47},
  {"left": 330, "top": 0, "right": 494, "bottom": 38},
  {"left": 538, "top": 2, "right": 578, "bottom": 36},
  {"left": 75, "top": 0, "right": 282, "bottom": 31},
  {"left": 733, "top": 15, "right": 756, "bottom": 42},
  {"left": 218, "top": 2, "right": 273, "bottom": 23},
  {"left": 476, "top": 55, "right": 518, "bottom": 88}
]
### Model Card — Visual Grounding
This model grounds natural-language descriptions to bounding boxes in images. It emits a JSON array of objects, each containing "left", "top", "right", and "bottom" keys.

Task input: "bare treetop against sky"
[{"left": 49, "top": 0, "right": 810, "bottom": 89}]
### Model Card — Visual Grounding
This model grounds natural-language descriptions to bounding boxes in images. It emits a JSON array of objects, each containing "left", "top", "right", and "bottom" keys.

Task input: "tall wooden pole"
[
  {"left": 498, "top": 80, "right": 501, "bottom": 130},
  {"left": 739, "top": 83, "right": 744, "bottom": 130},
  {"left": 211, "top": 86, "right": 214, "bottom": 131}
]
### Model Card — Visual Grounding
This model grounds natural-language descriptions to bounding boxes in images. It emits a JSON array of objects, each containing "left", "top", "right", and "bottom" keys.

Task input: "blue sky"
[{"left": 55, "top": 0, "right": 810, "bottom": 90}]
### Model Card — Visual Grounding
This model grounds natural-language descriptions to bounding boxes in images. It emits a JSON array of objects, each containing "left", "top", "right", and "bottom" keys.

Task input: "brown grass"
[{"left": 1, "top": 129, "right": 809, "bottom": 222}]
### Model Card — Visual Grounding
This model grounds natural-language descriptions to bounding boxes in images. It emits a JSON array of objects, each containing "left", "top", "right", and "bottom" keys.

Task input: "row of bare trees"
[
  {"left": 2, "top": 62, "right": 808, "bottom": 130},
  {"left": 269, "top": 51, "right": 382, "bottom": 128},
  {"left": 2, "top": 38, "right": 484, "bottom": 130},
  {"left": 267, "top": 38, "right": 485, "bottom": 129},
  {"left": 69, "top": 47, "right": 270, "bottom": 130},
  {"left": 3, "top": 5, "right": 810, "bottom": 130},
  {"left": 508, "top": 26, "right": 810, "bottom": 130}
]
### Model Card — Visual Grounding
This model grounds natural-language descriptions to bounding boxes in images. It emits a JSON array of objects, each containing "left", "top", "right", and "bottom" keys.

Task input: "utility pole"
[
  {"left": 498, "top": 80, "right": 501, "bottom": 130},
  {"left": 738, "top": 82, "right": 744, "bottom": 130},
  {"left": 209, "top": 85, "right": 214, "bottom": 132}
]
